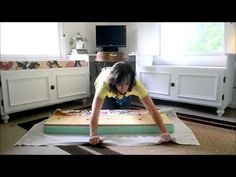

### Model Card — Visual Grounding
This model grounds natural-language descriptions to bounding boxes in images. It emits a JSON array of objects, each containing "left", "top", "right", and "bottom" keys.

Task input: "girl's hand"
[
  {"left": 159, "top": 132, "right": 171, "bottom": 144},
  {"left": 89, "top": 135, "right": 103, "bottom": 145}
]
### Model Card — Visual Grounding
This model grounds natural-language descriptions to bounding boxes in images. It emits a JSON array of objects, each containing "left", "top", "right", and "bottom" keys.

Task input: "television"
[{"left": 96, "top": 25, "right": 126, "bottom": 52}]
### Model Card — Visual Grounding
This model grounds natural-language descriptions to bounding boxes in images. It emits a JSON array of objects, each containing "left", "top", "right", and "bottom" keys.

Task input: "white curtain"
[{"left": 224, "top": 22, "right": 236, "bottom": 54}]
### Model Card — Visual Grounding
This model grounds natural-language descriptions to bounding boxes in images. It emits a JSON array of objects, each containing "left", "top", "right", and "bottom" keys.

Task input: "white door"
[
  {"left": 138, "top": 65, "right": 173, "bottom": 100},
  {"left": 53, "top": 67, "right": 90, "bottom": 103},
  {"left": 173, "top": 67, "right": 225, "bottom": 107},
  {"left": 1, "top": 69, "right": 52, "bottom": 114}
]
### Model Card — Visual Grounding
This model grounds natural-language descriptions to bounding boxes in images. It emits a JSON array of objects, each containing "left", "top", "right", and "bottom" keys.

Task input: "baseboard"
[{"left": 76, "top": 104, "right": 92, "bottom": 110}]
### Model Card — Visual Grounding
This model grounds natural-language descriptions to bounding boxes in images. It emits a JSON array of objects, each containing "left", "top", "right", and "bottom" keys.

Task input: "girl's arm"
[
  {"left": 89, "top": 95, "right": 104, "bottom": 145},
  {"left": 141, "top": 95, "right": 171, "bottom": 143}
]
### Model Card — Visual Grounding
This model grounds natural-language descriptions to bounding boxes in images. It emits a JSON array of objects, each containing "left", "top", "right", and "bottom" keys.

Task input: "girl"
[{"left": 89, "top": 61, "right": 171, "bottom": 145}]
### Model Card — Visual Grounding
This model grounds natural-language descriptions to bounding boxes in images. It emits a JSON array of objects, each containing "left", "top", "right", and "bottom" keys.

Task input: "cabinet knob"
[
  {"left": 50, "top": 85, "right": 55, "bottom": 90},
  {"left": 170, "top": 83, "right": 175, "bottom": 87}
]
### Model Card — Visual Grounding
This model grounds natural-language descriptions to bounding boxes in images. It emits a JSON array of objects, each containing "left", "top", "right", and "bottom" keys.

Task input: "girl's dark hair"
[{"left": 108, "top": 61, "right": 136, "bottom": 92}]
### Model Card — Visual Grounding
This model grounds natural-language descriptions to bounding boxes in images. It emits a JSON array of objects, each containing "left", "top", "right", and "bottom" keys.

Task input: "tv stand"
[{"left": 96, "top": 52, "right": 125, "bottom": 62}]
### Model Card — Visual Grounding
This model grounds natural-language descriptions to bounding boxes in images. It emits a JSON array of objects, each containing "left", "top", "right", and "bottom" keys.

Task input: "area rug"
[
  {"left": 57, "top": 144, "right": 122, "bottom": 155},
  {"left": 18, "top": 117, "right": 48, "bottom": 131}
]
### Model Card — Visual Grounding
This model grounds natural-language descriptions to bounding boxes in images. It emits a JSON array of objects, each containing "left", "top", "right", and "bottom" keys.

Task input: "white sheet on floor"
[{"left": 15, "top": 108, "right": 200, "bottom": 146}]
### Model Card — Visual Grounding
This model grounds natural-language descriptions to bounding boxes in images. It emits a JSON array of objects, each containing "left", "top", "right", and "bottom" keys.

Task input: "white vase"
[{"left": 76, "top": 40, "right": 84, "bottom": 49}]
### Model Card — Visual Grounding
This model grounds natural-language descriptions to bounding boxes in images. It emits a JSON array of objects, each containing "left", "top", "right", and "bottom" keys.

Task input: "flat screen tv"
[{"left": 96, "top": 25, "right": 126, "bottom": 52}]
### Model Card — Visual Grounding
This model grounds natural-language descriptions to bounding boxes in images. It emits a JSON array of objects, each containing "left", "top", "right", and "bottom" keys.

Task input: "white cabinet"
[
  {"left": 137, "top": 59, "right": 235, "bottom": 117},
  {"left": 0, "top": 67, "right": 90, "bottom": 123}
]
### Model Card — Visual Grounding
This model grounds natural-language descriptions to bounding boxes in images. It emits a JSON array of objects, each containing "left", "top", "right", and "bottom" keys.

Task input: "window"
[
  {"left": 160, "top": 22, "right": 225, "bottom": 56},
  {"left": 0, "top": 22, "right": 65, "bottom": 60}
]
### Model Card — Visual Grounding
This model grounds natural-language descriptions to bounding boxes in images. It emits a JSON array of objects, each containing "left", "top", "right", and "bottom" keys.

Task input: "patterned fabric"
[{"left": 0, "top": 60, "right": 88, "bottom": 71}]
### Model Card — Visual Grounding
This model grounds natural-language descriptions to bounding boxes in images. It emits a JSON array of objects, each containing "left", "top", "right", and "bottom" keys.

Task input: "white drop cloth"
[{"left": 15, "top": 108, "right": 200, "bottom": 146}]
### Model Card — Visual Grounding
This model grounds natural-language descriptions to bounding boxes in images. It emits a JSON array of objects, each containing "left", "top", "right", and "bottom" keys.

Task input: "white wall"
[
  {"left": 63, "top": 22, "right": 160, "bottom": 55},
  {"left": 224, "top": 23, "right": 236, "bottom": 54},
  {"left": 136, "top": 23, "right": 159, "bottom": 55}
]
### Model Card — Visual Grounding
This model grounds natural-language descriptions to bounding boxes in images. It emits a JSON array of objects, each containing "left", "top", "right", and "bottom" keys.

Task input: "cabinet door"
[
  {"left": 138, "top": 66, "right": 173, "bottom": 100},
  {"left": 140, "top": 71, "right": 171, "bottom": 97},
  {"left": 52, "top": 67, "right": 90, "bottom": 103},
  {"left": 1, "top": 70, "right": 52, "bottom": 114},
  {"left": 173, "top": 67, "right": 225, "bottom": 107}
]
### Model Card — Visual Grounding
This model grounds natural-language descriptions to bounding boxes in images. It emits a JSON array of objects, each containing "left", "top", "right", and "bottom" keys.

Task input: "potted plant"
[{"left": 69, "top": 32, "right": 88, "bottom": 49}]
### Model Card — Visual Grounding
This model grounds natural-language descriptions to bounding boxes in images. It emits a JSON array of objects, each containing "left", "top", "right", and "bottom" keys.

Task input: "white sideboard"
[
  {"left": 136, "top": 55, "right": 235, "bottom": 116},
  {"left": 0, "top": 66, "right": 90, "bottom": 123}
]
